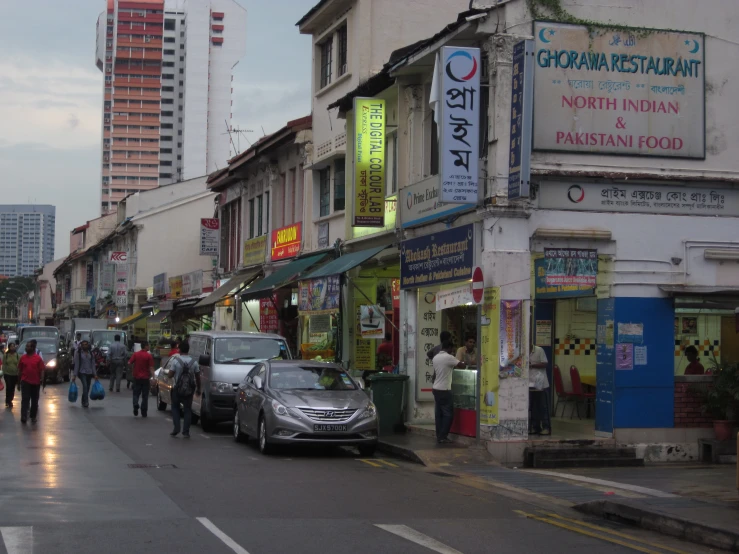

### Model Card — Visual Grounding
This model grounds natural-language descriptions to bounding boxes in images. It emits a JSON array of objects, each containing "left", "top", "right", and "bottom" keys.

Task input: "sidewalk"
[{"left": 378, "top": 434, "right": 739, "bottom": 551}]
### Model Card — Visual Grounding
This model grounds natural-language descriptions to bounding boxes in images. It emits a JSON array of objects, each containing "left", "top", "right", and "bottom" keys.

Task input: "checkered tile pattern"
[
  {"left": 674, "top": 338, "right": 720, "bottom": 358},
  {"left": 554, "top": 338, "right": 596, "bottom": 356}
]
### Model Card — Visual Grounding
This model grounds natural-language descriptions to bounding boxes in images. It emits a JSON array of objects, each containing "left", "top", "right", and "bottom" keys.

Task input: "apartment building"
[{"left": 0, "top": 205, "right": 56, "bottom": 277}]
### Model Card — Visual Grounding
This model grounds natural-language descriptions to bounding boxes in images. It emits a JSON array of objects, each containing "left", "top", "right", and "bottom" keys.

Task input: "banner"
[
  {"left": 359, "top": 305, "right": 385, "bottom": 339},
  {"left": 181, "top": 270, "right": 203, "bottom": 297},
  {"left": 508, "top": 40, "right": 534, "bottom": 200},
  {"left": 400, "top": 224, "right": 474, "bottom": 289},
  {"left": 200, "top": 218, "right": 219, "bottom": 256},
  {"left": 440, "top": 46, "right": 481, "bottom": 204},
  {"left": 544, "top": 249, "right": 598, "bottom": 287},
  {"left": 153, "top": 273, "right": 167, "bottom": 297},
  {"left": 391, "top": 278, "right": 400, "bottom": 310},
  {"left": 168, "top": 275, "right": 183, "bottom": 299},
  {"left": 85, "top": 263, "right": 94, "bottom": 296},
  {"left": 298, "top": 275, "right": 340, "bottom": 314},
  {"left": 101, "top": 262, "right": 114, "bottom": 294},
  {"left": 534, "top": 259, "right": 594, "bottom": 299},
  {"left": 435, "top": 283, "right": 473, "bottom": 311},
  {"left": 271, "top": 222, "right": 301, "bottom": 261},
  {"left": 259, "top": 296, "right": 279, "bottom": 334},
  {"left": 480, "top": 288, "right": 500, "bottom": 426},
  {"left": 353, "top": 97, "right": 386, "bottom": 227},
  {"left": 243, "top": 235, "right": 267, "bottom": 267},
  {"left": 499, "top": 300, "right": 523, "bottom": 377}
]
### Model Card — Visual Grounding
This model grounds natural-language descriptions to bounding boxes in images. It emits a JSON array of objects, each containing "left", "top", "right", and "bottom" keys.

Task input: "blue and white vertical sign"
[
  {"left": 508, "top": 40, "right": 534, "bottom": 200},
  {"left": 440, "top": 46, "right": 481, "bottom": 204}
]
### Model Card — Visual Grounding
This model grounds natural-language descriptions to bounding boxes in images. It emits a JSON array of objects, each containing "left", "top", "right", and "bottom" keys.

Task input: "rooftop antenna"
[{"left": 261, "top": 125, "right": 267, "bottom": 137}]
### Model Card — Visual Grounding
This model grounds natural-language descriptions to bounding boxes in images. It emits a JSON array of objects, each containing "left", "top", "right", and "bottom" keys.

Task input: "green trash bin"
[{"left": 367, "top": 373, "right": 409, "bottom": 436}]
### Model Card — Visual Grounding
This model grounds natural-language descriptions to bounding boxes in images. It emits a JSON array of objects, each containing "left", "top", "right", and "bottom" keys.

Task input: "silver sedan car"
[{"left": 233, "top": 360, "right": 379, "bottom": 456}]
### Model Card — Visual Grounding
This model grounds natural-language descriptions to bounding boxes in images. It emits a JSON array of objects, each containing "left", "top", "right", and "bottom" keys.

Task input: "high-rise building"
[
  {"left": 0, "top": 205, "right": 56, "bottom": 277},
  {"left": 95, "top": 0, "right": 247, "bottom": 214}
]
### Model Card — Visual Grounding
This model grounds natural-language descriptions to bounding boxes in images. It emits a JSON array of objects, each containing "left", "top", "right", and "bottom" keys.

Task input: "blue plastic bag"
[
  {"left": 90, "top": 380, "right": 105, "bottom": 401},
  {"left": 68, "top": 381, "right": 78, "bottom": 403}
]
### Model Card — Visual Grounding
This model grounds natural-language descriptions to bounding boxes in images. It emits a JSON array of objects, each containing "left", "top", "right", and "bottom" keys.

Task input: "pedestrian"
[
  {"left": 3, "top": 342, "right": 20, "bottom": 409},
  {"left": 683, "top": 345, "right": 705, "bottom": 375},
  {"left": 166, "top": 341, "right": 201, "bottom": 438},
  {"left": 18, "top": 340, "right": 45, "bottom": 424},
  {"left": 128, "top": 341, "right": 154, "bottom": 417},
  {"left": 72, "top": 340, "right": 98, "bottom": 408},
  {"left": 528, "top": 343, "right": 550, "bottom": 436},
  {"left": 107, "top": 334, "right": 128, "bottom": 393},
  {"left": 432, "top": 340, "right": 465, "bottom": 444},
  {"left": 426, "top": 331, "right": 452, "bottom": 361},
  {"left": 169, "top": 339, "right": 180, "bottom": 357},
  {"left": 455, "top": 334, "right": 477, "bottom": 366},
  {"left": 376, "top": 331, "right": 394, "bottom": 371}
]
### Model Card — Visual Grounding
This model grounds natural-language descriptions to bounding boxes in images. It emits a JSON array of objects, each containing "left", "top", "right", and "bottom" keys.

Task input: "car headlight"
[
  {"left": 359, "top": 402, "right": 377, "bottom": 420},
  {"left": 210, "top": 381, "right": 233, "bottom": 393},
  {"left": 271, "top": 400, "right": 301, "bottom": 418},
  {"left": 46, "top": 359, "right": 57, "bottom": 368}
]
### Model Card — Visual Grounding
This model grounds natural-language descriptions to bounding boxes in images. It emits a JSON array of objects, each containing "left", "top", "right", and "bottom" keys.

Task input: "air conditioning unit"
[{"left": 144, "top": 37, "right": 151, "bottom": 43}]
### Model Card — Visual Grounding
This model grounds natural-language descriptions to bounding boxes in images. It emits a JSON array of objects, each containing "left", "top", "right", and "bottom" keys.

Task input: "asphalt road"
[{"left": 0, "top": 382, "right": 706, "bottom": 554}]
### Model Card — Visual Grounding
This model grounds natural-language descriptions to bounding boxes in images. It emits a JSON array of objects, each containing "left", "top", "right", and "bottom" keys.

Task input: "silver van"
[{"left": 188, "top": 331, "right": 292, "bottom": 431}]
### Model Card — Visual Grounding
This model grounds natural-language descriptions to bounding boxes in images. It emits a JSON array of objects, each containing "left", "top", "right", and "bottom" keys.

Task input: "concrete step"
[
  {"left": 528, "top": 447, "right": 638, "bottom": 460},
  {"left": 524, "top": 445, "right": 644, "bottom": 468},
  {"left": 532, "top": 456, "right": 645, "bottom": 469}
]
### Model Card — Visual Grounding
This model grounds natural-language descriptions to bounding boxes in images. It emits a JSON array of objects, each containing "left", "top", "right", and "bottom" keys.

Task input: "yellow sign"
[
  {"left": 480, "top": 287, "right": 500, "bottom": 426},
  {"left": 349, "top": 195, "right": 396, "bottom": 240},
  {"left": 353, "top": 97, "right": 386, "bottom": 227},
  {"left": 243, "top": 235, "right": 267, "bottom": 267},
  {"left": 168, "top": 276, "right": 183, "bottom": 299}
]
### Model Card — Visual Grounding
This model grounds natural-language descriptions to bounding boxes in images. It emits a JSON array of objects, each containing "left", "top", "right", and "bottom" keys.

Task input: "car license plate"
[{"left": 313, "top": 424, "right": 347, "bottom": 432}]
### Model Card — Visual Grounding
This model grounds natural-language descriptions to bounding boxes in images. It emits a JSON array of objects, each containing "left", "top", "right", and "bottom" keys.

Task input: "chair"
[
  {"left": 569, "top": 365, "right": 596, "bottom": 419},
  {"left": 552, "top": 365, "right": 576, "bottom": 418}
]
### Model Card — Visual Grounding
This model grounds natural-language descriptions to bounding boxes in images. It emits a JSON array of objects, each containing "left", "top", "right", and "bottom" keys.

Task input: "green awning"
[
  {"left": 300, "top": 245, "right": 387, "bottom": 280},
  {"left": 241, "top": 254, "right": 328, "bottom": 301}
]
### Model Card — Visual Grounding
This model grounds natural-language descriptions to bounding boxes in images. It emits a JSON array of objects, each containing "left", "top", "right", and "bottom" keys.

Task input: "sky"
[{"left": 0, "top": 0, "right": 313, "bottom": 260}]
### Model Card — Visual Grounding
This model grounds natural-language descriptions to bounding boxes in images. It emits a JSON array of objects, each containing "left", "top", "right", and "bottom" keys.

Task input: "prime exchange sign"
[{"left": 533, "top": 22, "right": 705, "bottom": 158}]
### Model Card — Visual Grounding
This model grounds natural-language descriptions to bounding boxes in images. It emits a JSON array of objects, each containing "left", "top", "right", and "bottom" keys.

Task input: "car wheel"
[
  {"left": 199, "top": 402, "right": 214, "bottom": 432},
  {"left": 358, "top": 444, "right": 377, "bottom": 457},
  {"left": 233, "top": 409, "right": 247, "bottom": 443},
  {"left": 258, "top": 414, "right": 274, "bottom": 455},
  {"left": 157, "top": 392, "right": 167, "bottom": 411}
]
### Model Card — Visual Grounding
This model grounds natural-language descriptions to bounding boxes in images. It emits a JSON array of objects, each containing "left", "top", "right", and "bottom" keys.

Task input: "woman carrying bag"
[{"left": 72, "top": 340, "right": 98, "bottom": 408}]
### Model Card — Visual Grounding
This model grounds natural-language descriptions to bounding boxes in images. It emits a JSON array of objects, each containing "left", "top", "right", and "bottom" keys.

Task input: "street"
[{"left": 0, "top": 383, "right": 708, "bottom": 554}]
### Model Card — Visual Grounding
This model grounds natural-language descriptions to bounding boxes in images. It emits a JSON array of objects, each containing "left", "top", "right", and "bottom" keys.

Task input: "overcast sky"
[{"left": 0, "top": 0, "right": 313, "bottom": 259}]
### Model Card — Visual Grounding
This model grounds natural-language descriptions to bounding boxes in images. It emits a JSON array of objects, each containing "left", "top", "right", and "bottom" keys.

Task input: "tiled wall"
[{"left": 554, "top": 299, "right": 597, "bottom": 389}]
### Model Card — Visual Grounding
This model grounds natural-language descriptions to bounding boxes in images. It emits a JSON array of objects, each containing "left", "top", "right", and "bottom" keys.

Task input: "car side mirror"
[
  {"left": 198, "top": 354, "right": 210, "bottom": 365},
  {"left": 253, "top": 376, "right": 263, "bottom": 390},
  {"left": 356, "top": 379, "right": 365, "bottom": 390}
]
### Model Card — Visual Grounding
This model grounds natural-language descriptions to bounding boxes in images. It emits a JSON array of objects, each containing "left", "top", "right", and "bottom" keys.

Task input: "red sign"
[
  {"left": 109, "top": 251, "right": 128, "bottom": 264},
  {"left": 391, "top": 278, "right": 400, "bottom": 310},
  {"left": 271, "top": 222, "right": 302, "bottom": 260},
  {"left": 201, "top": 218, "right": 219, "bottom": 230},
  {"left": 259, "top": 296, "right": 279, "bottom": 333},
  {"left": 472, "top": 266, "right": 484, "bottom": 304}
]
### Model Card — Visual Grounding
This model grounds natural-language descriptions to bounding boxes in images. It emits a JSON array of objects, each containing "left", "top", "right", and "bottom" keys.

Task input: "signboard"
[
  {"left": 153, "top": 273, "right": 167, "bottom": 297},
  {"left": 168, "top": 275, "right": 183, "bottom": 299},
  {"left": 200, "top": 218, "right": 220, "bottom": 256},
  {"left": 85, "top": 263, "right": 94, "bottom": 296},
  {"left": 353, "top": 97, "right": 386, "bottom": 227},
  {"left": 359, "top": 305, "right": 385, "bottom": 339},
  {"left": 535, "top": 319, "right": 552, "bottom": 346},
  {"left": 480, "top": 287, "right": 500, "bottom": 426},
  {"left": 400, "top": 224, "right": 474, "bottom": 290},
  {"left": 243, "top": 235, "right": 267, "bottom": 267},
  {"left": 435, "top": 283, "right": 472, "bottom": 311},
  {"left": 391, "top": 278, "right": 400, "bottom": 310},
  {"left": 181, "top": 270, "right": 203, "bottom": 297},
  {"left": 533, "top": 22, "right": 705, "bottom": 158},
  {"left": 109, "top": 251, "right": 127, "bottom": 264},
  {"left": 317, "top": 222, "right": 329, "bottom": 249},
  {"left": 416, "top": 287, "right": 441, "bottom": 401},
  {"left": 271, "top": 222, "right": 301, "bottom": 261},
  {"left": 349, "top": 195, "right": 397, "bottom": 240},
  {"left": 399, "top": 176, "right": 469, "bottom": 229},
  {"left": 259, "top": 296, "right": 279, "bottom": 334},
  {"left": 500, "top": 300, "right": 523, "bottom": 376},
  {"left": 534, "top": 258, "right": 594, "bottom": 299},
  {"left": 115, "top": 267, "right": 127, "bottom": 307},
  {"left": 101, "top": 262, "right": 114, "bottom": 294},
  {"left": 471, "top": 266, "right": 484, "bottom": 304},
  {"left": 298, "top": 275, "right": 340, "bottom": 315},
  {"left": 539, "top": 182, "right": 739, "bottom": 217},
  {"left": 507, "top": 40, "right": 534, "bottom": 200},
  {"left": 544, "top": 249, "right": 598, "bottom": 287},
  {"left": 440, "top": 46, "right": 481, "bottom": 204}
]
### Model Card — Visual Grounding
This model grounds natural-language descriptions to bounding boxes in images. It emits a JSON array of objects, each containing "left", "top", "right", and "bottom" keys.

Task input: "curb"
[
  {"left": 574, "top": 499, "right": 739, "bottom": 552},
  {"left": 376, "top": 440, "right": 427, "bottom": 466}
]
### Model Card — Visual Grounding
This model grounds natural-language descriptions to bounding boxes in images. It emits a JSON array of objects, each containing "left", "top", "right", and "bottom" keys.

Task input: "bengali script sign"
[
  {"left": 271, "top": 222, "right": 301, "bottom": 261},
  {"left": 544, "top": 249, "right": 598, "bottom": 287}
]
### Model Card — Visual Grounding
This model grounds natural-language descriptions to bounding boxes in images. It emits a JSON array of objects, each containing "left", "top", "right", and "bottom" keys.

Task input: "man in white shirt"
[
  {"left": 432, "top": 340, "right": 466, "bottom": 444},
  {"left": 529, "top": 344, "right": 550, "bottom": 435}
]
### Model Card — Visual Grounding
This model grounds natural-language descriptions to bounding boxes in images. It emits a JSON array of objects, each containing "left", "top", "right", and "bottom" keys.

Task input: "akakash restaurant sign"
[{"left": 533, "top": 22, "right": 705, "bottom": 158}]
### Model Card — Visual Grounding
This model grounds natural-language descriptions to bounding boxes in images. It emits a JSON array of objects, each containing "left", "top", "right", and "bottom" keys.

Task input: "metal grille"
[{"left": 298, "top": 408, "right": 356, "bottom": 422}]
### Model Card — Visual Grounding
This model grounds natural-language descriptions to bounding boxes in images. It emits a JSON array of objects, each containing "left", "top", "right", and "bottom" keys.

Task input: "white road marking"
[
  {"left": 197, "top": 517, "right": 250, "bottom": 554},
  {"left": 526, "top": 470, "right": 677, "bottom": 498},
  {"left": 375, "top": 524, "right": 463, "bottom": 554},
  {"left": 1, "top": 526, "right": 33, "bottom": 554}
]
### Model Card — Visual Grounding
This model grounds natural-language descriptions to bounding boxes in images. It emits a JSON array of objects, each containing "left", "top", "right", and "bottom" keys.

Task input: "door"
[
  {"left": 236, "top": 373, "right": 251, "bottom": 434},
  {"left": 721, "top": 317, "right": 739, "bottom": 364}
]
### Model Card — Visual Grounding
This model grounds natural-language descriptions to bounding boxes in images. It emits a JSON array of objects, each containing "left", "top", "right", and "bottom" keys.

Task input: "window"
[
  {"left": 248, "top": 199, "right": 255, "bottom": 239},
  {"left": 179, "top": 68, "right": 184, "bottom": 74},
  {"left": 162, "top": 74, "right": 174, "bottom": 80},
  {"left": 319, "top": 39, "right": 333, "bottom": 88},
  {"left": 164, "top": 49, "right": 175, "bottom": 55},
  {"left": 162, "top": 98, "right": 174, "bottom": 104},
  {"left": 265, "top": 191, "right": 270, "bottom": 234},
  {"left": 333, "top": 159, "right": 345, "bottom": 211},
  {"left": 161, "top": 123, "right": 173, "bottom": 129},
  {"left": 164, "top": 19, "right": 175, "bottom": 30},
  {"left": 161, "top": 161, "right": 172, "bottom": 166},
  {"left": 337, "top": 25, "right": 348, "bottom": 77},
  {"left": 162, "top": 111, "right": 173, "bottom": 116},
  {"left": 319, "top": 168, "right": 330, "bottom": 217},
  {"left": 179, "top": 92, "right": 184, "bottom": 98},
  {"left": 387, "top": 132, "right": 398, "bottom": 193},
  {"left": 256, "top": 194, "right": 265, "bottom": 236},
  {"left": 160, "top": 148, "right": 172, "bottom": 153},
  {"left": 162, "top": 86, "right": 174, "bottom": 92},
  {"left": 159, "top": 173, "right": 172, "bottom": 178},
  {"left": 430, "top": 119, "right": 439, "bottom": 176},
  {"left": 164, "top": 37, "right": 175, "bottom": 43},
  {"left": 163, "top": 61, "right": 174, "bottom": 67},
  {"left": 161, "top": 136, "right": 172, "bottom": 142}
]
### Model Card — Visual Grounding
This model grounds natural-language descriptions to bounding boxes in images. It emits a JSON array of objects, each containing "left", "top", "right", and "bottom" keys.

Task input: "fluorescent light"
[
  {"left": 704, "top": 249, "right": 739, "bottom": 261},
  {"left": 533, "top": 228, "right": 612, "bottom": 241}
]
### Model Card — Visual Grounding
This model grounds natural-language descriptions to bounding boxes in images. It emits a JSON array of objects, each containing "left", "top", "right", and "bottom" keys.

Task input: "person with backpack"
[
  {"left": 128, "top": 341, "right": 155, "bottom": 417},
  {"left": 166, "top": 341, "right": 201, "bottom": 438}
]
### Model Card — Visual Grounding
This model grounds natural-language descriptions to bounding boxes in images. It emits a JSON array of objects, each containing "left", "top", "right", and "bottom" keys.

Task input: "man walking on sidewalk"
[
  {"left": 432, "top": 340, "right": 466, "bottom": 444},
  {"left": 18, "top": 341, "right": 46, "bottom": 424},
  {"left": 3, "top": 342, "right": 20, "bottom": 409},
  {"left": 128, "top": 341, "right": 154, "bottom": 417},
  {"left": 107, "top": 334, "right": 127, "bottom": 393},
  {"left": 166, "top": 341, "right": 201, "bottom": 438}
]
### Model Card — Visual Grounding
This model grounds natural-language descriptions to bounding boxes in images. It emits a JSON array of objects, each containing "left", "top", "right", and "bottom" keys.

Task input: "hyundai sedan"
[{"left": 233, "top": 360, "right": 378, "bottom": 456}]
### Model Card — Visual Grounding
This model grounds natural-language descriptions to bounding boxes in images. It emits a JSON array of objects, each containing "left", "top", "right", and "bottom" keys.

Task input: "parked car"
[
  {"left": 20, "top": 338, "right": 65, "bottom": 383},
  {"left": 233, "top": 360, "right": 378, "bottom": 456},
  {"left": 155, "top": 331, "right": 292, "bottom": 431}
]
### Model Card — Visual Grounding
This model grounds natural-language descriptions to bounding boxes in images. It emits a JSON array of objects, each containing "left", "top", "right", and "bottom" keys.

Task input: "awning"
[
  {"left": 147, "top": 311, "right": 171, "bottom": 324},
  {"left": 174, "top": 296, "right": 207, "bottom": 310},
  {"left": 242, "top": 253, "right": 328, "bottom": 301},
  {"left": 117, "top": 311, "right": 146, "bottom": 327},
  {"left": 195, "top": 268, "right": 261, "bottom": 309},
  {"left": 300, "top": 245, "right": 386, "bottom": 280}
]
